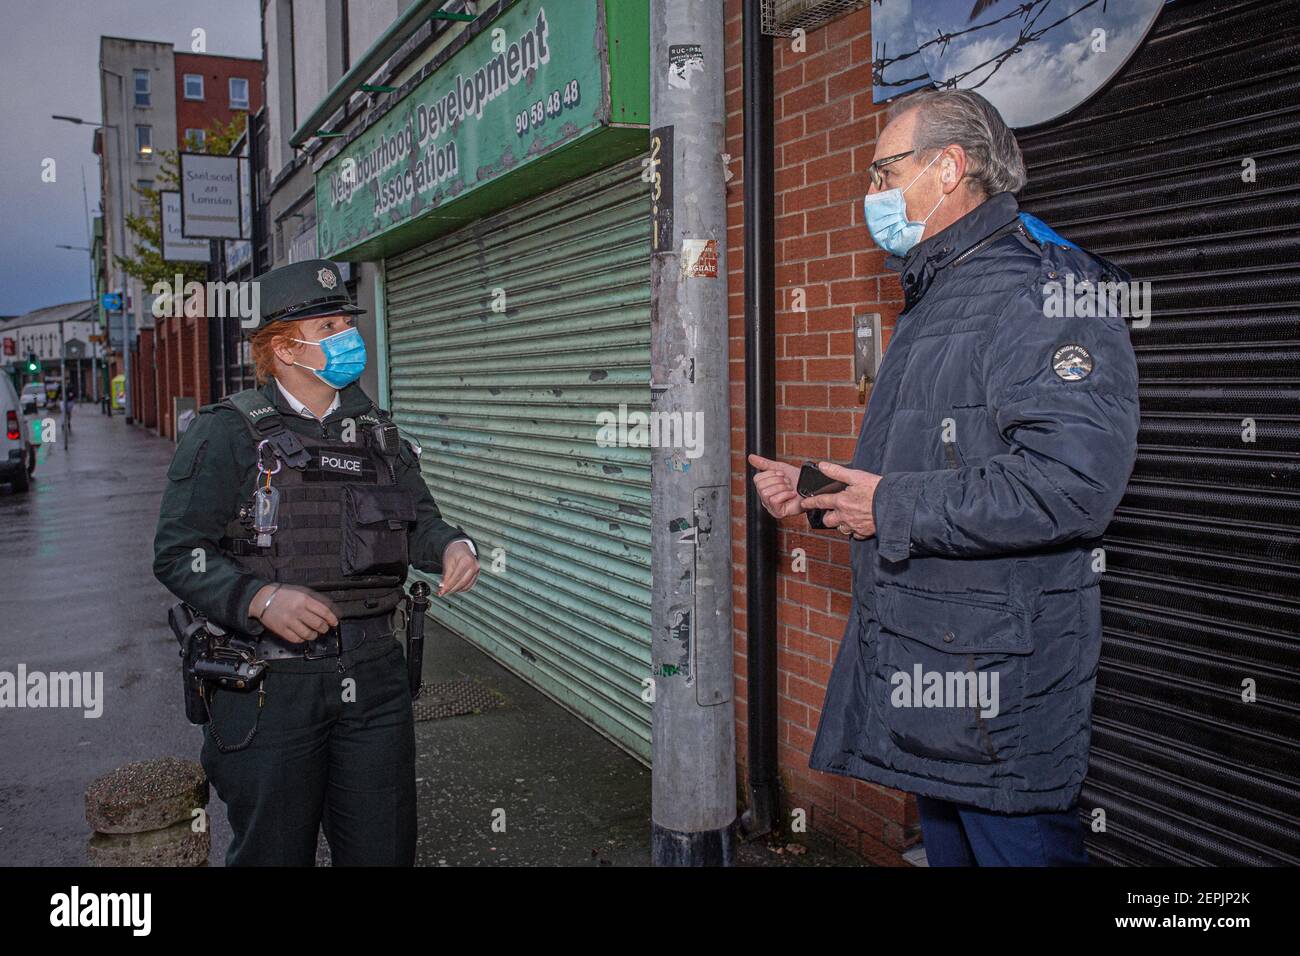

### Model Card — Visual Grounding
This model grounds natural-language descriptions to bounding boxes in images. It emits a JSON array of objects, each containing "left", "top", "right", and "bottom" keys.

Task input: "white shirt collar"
[{"left": 274, "top": 379, "right": 340, "bottom": 420}]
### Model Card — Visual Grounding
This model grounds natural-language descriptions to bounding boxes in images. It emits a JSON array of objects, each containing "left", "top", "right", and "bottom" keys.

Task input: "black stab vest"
[{"left": 219, "top": 389, "right": 415, "bottom": 620}]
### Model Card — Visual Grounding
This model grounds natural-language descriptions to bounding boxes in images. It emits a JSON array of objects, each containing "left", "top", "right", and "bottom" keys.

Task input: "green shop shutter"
[{"left": 385, "top": 157, "right": 652, "bottom": 760}]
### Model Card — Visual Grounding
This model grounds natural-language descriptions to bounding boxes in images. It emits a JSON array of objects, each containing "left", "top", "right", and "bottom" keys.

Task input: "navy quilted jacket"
[{"left": 808, "top": 192, "right": 1139, "bottom": 813}]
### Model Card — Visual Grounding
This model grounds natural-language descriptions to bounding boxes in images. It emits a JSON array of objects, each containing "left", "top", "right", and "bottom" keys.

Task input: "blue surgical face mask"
[
  {"left": 292, "top": 326, "right": 367, "bottom": 389},
  {"left": 862, "top": 151, "right": 946, "bottom": 256}
]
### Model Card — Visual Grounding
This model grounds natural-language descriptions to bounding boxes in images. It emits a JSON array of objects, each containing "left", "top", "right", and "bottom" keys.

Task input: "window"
[
  {"left": 137, "top": 179, "right": 154, "bottom": 217},
  {"left": 135, "top": 125, "right": 152, "bottom": 158},
  {"left": 229, "top": 76, "right": 249, "bottom": 110},
  {"left": 184, "top": 128, "right": 205, "bottom": 149},
  {"left": 133, "top": 69, "right": 150, "bottom": 107},
  {"left": 183, "top": 74, "right": 204, "bottom": 100}
]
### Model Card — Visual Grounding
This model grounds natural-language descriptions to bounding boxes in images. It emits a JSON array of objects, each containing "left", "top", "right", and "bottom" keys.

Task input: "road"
[{"left": 0, "top": 403, "right": 222, "bottom": 864}]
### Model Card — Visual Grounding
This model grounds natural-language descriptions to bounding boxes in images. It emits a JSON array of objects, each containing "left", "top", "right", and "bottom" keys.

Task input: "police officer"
[{"left": 154, "top": 258, "right": 480, "bottom": 866}]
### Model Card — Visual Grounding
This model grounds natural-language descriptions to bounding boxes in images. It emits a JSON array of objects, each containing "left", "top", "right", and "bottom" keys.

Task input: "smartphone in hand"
[
  {"left": 797, "top": 462, "right": 847, "bottom": 498},
  {"left": 797, "top": 462, "right": 847, "bottom": 529}
]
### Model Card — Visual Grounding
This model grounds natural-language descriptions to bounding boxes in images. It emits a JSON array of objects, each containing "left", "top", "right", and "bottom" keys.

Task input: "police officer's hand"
[
  {"left": 249, "top": 583, "right": 340, "bottom": 642},
  {"left": 747, "top": 454, "right": 804, "bottom": 520},
  {"left": 800, "top": 462, "right": 883, "bottom": 540},
  {"left": 439, "top": 540, "right": 479, "bottom": 596}
]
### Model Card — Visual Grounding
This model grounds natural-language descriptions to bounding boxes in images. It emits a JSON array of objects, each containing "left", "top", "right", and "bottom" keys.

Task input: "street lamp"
[
  {"left": 53, "top": 110, "right": 132, "bottom": 422},
  {"left": 55, "top": 243, "right": 96, "bottom": 416}
]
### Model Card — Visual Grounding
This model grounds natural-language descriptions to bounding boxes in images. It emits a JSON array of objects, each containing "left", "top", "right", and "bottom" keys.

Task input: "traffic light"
[{"left": 24, "top": 353, "right": 40, "bottom": 375}]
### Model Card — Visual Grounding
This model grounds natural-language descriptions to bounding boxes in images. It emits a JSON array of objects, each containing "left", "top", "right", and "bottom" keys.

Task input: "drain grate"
[{"left": 412, "top": 680, "right": 504, "bottom": 722}]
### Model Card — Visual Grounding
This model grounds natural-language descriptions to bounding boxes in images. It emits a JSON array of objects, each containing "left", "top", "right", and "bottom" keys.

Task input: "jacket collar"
[
  {"left": 889, "top": 191, "right": 1022, "bottom": 309},
  {"left": 263, "top": 378, "right": 372, "bottom": 420}
]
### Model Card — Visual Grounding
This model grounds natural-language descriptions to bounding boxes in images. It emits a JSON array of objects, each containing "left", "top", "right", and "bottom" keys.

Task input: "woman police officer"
[{"left": 153, "top": 258, "right": 479, "bottom": 865}]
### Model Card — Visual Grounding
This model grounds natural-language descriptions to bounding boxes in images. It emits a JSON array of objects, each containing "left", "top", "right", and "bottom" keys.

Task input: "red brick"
[
  {"left": 783, "top": 233, "right": 828, "bottom": 261},
  {"left": 829, "top": 118, "right": 874, "bottom": 153},
  {"left": 807, "top": 255, "right": 854, "bottom": 283},
  {"left": 830, "top": 278, "right": 875, "bottom": 305},
  {"left": 775, "top": 164, "right": 806, "bottom": 193},
  {"left": 806, "top": 305, "right": 854, "bottom": 332},
  {"left": 783, "top": 383, "right": 828, "bottom": 406},
  {"left": 784, "top": 182, "right": 828, "bottom": 214},
  {"left": 805, "top": 151, "right": 855, "bottom": 185},
  {"left": 785, "top": 333, "right": 828, "bottom": 357},
  {"left": 827, "top": 63, "right": 873, "bottom": 102},
  {"left": 805, "top": 356, "right": 850, "bottom": 382},
  {"left": 829, "top": 225, "right": 865, "bottom": 255},
  {"left": 782, "top": 130, "right": 830, "bottom": 167},
  {"left": 804, "top": 97, "right": 853, "bottom": 133},
  {"left": 806, "top": 409, "right": 852, "bottom": 434},
  {"left": 780, "top": 80, "right": 828, "bottom": 117}
]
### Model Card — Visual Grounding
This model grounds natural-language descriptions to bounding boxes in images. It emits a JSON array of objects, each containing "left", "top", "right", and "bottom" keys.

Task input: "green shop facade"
[{"left": 314, "top": 0, "right": 654, "bottom": 759}]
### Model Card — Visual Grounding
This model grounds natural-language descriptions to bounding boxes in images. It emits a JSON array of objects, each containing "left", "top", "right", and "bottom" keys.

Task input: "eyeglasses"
[{"left": 868, "top": 150, "right": 916, "bottom": 189}]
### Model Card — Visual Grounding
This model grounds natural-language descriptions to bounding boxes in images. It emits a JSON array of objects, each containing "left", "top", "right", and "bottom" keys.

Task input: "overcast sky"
[{"left": 0, "top": 0, "right": 261, "bottom": 316}]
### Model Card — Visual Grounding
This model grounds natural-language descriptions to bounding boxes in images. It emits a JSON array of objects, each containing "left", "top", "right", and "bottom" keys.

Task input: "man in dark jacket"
[{"left": 749, "top": 90, "right": 1139, "bottom": 865}]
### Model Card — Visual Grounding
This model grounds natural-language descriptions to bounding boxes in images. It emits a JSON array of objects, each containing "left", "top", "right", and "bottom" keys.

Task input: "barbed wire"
[{"left": 872, "top": 0, "right": 1107, "bottom": 93}]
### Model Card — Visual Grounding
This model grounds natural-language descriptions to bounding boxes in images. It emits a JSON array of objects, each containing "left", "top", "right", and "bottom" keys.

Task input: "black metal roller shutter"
[{"left": 1016, "top": 0, "right": 1300, "bottom": 865}]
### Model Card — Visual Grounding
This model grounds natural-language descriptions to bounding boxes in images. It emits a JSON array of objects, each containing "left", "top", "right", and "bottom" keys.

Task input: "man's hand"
[
  {"left": 800, "top": 462, "right": 883, "bottom": 539},
  {"left": 439, "top": 540, "right": 480, "bottom": 596},
  {"left": 747, "top": 454, "right": 804, "bottom": 520},
  {"left": 249, "top": 583, "right": 340, "bottom": 643}
]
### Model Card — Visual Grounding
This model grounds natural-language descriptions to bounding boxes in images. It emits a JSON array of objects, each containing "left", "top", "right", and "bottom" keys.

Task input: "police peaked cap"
[{"left": 251, "top": 259, "right": 366, "bottom": 329}]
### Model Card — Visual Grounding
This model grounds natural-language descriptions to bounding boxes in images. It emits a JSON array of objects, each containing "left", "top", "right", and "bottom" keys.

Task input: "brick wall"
[
  {"left": 724, "top": 0, "right": 915, "bottom": 865},
  {"left": 152, "top": 313, "right": 211, "bottom": 439},
  {"left": 173, "top": 52, "right": 264, "bottom": 147},
  {"left": 138, "top": 328, "right": 158, "bottom": 430}
]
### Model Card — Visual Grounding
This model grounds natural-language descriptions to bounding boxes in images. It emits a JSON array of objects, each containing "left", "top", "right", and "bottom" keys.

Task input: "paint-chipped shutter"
[
  {"left": 385, "top": 158, "right": 653, "bottom": 761},
  {"left": 1017, "top": 0, "right": 1300, "bottom": 864}
]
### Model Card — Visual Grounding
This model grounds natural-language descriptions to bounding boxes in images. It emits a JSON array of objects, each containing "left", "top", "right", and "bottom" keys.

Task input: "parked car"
[
  {"left": 20, "top": 382, "right": 43, "bottom": 415},
  {"left": 2, "top": 376, "right": 36, "bottom": 492}
]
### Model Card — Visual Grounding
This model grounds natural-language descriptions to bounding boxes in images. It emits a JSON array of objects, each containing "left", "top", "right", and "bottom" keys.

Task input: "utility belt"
[
  {"left": 168, "top": 584, "right": 431, "bottom": 754},
  {"left": 254, "top": 613, "right": 395, "bottom": 660}
]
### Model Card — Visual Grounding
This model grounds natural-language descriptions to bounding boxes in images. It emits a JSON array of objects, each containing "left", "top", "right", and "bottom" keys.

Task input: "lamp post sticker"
[
  {"left": 650, "top": 126, "right": 674, "bottom": 253},
  {"left": 1052, "top": 343, "right": 1094, "bottom": 381},
  {"left": 668, "top": 44, "right": 703, "bottom": 89},
  {"left": 664, "top": 605, "right": 692, "bottom": 678},
  {"left": 681, "top": 238, "right": 718, "bottom": 278}
]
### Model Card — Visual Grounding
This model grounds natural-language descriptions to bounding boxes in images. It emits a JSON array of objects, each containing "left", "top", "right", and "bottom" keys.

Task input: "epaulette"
[{"left": 220, "top": 388, "right": 312, "bottom": 469}]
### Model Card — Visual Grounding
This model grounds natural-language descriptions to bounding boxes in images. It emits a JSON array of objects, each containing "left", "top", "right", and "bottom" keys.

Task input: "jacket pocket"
[
  {"left": 873, "top": 585, "right": 1029, "bottom": 765},
  {"left": 160, "top": 437, "right": 208, "bottom": 517},
  {"left": 340, "top": 484, "right": 416, "bottom": 577}
]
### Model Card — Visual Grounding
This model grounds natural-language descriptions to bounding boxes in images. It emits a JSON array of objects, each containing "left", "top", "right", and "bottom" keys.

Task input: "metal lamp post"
[{"left": 53, "top": 83, "right": 133, "bottom": 422}]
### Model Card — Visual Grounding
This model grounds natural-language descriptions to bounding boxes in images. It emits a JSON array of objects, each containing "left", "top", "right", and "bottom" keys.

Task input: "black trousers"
[{"left": 200, "top": 640, "right": 416, "bottom": 866}]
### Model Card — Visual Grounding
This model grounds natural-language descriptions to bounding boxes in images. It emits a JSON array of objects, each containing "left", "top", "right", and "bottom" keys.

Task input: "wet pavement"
[{"left": 0, "top": 406, "right": 855, "bottom": 867}]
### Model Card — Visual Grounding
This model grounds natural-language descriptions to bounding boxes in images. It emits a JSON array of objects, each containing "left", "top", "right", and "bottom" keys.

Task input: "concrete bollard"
[{"left": 85, "top": 757, "right": 210, "bottom": 866}]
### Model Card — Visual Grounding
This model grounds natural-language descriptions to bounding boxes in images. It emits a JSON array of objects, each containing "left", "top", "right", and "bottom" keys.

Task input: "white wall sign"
[
  {"left": 179, "top": 152, "right": 242, "bottom": 239},
  {"left": 161, "top": 191, "right": 210, "bottom": 262}
]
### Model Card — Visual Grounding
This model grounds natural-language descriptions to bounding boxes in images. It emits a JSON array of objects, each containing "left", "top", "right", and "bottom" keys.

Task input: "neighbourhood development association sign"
[{"left": 315, "top": 0, "right": 605, "bottom": 257}]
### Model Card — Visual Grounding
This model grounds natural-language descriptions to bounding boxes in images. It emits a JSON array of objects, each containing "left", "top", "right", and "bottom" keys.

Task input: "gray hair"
[{"left": 887, "top": 89, "right": 1027, "bottom": 196}]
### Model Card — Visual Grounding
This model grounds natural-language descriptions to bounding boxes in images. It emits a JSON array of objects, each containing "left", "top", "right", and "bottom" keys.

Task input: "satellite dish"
[{"left": 910, "top": 0, "right": 1164, "bottom": 128}]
